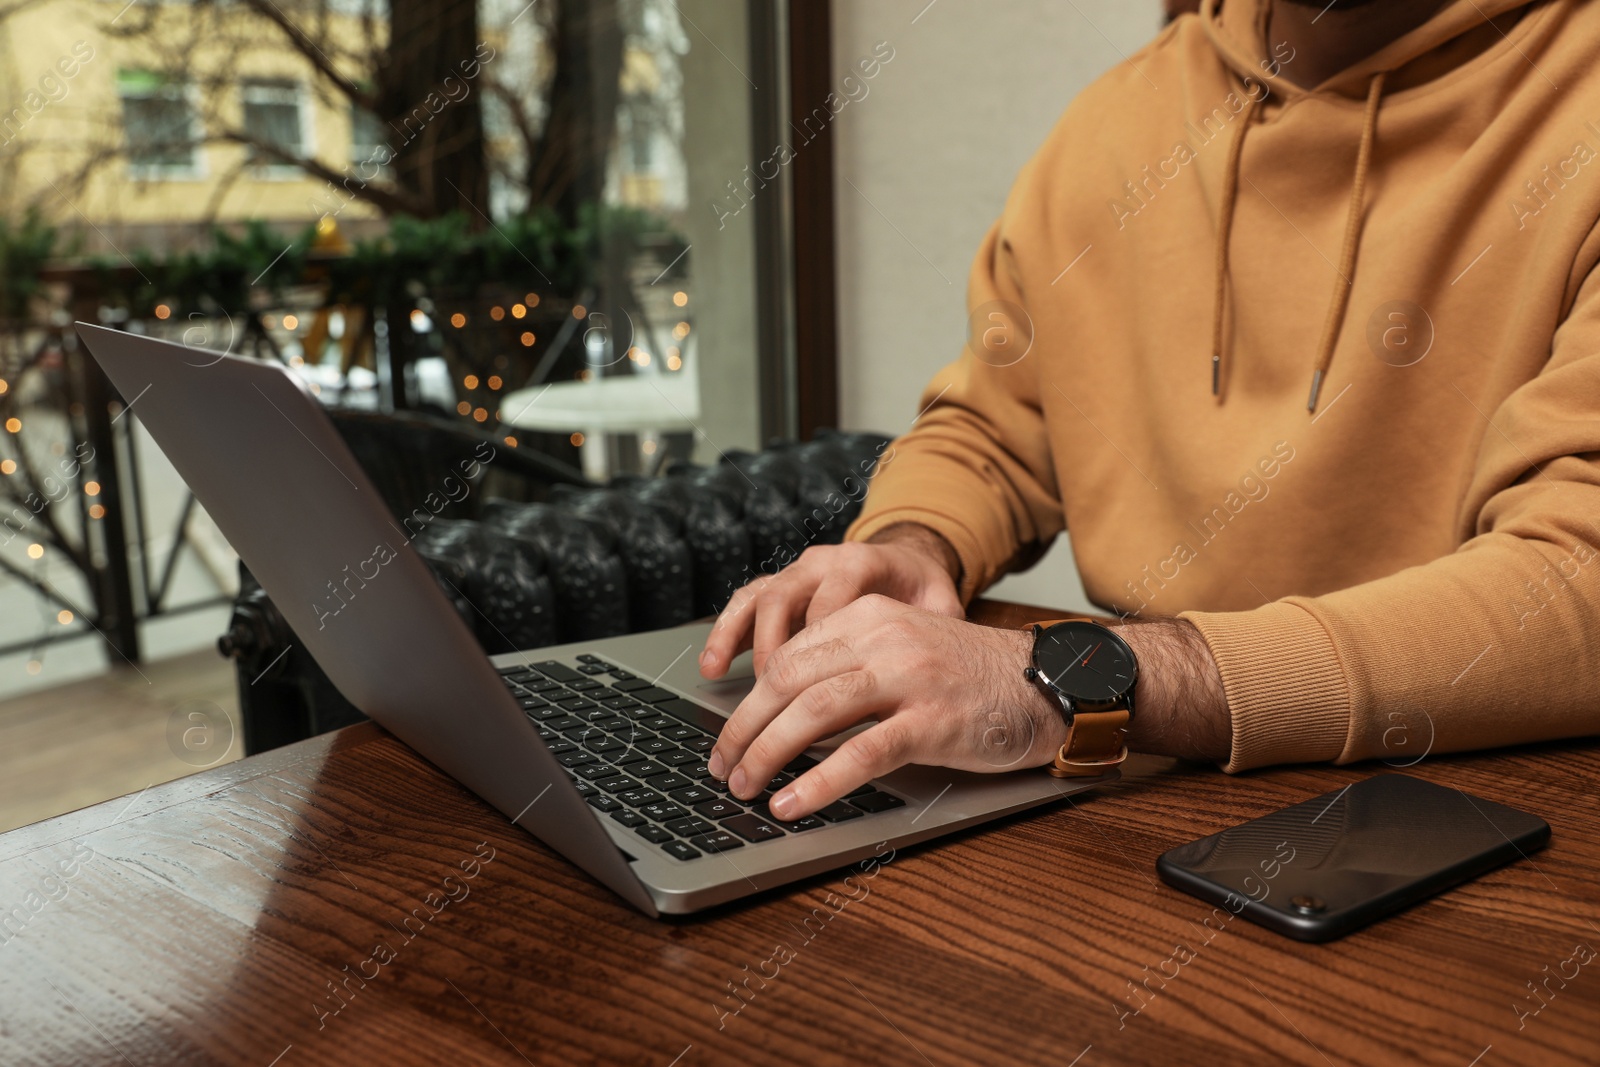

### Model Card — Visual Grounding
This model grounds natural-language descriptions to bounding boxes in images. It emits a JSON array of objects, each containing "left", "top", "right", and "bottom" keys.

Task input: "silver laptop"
[{"left": 77, "top": 322, "right": 1113, "bottom": 915}]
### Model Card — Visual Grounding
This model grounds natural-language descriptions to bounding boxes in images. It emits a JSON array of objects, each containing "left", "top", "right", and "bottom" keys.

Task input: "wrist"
[
  {"left": 1118, "top": 619, "right": 1230, "bottom": 763},
  {"left": 865, "top": 522, "right": 962, "bottom": 588}
]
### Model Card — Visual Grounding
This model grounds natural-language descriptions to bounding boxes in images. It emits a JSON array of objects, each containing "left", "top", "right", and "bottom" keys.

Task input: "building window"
[
  {"left": 241, "top": 79, "right": 306, "bottom": 175},
  {"left": 350, "top": 107, "right": 392, "bottom": 175},
  {"left": 118, "top": 70, "right": 200, "bottom": 179}
]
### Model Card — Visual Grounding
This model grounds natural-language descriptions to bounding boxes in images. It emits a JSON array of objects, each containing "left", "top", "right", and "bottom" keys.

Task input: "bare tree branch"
[{"left": 235, "top": 0, "right": 379, "bottom": 113}]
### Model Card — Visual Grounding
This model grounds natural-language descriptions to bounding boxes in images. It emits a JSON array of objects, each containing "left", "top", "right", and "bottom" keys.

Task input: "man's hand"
[
  {"left": 698, "top": 524, "right": 964, "bottom": 680},
  {"left": 705, "top": 601, "right": 1232, "bottom": 821},
  {"left": 706, "top": 595, "right": 1067, "bottom": 819}
]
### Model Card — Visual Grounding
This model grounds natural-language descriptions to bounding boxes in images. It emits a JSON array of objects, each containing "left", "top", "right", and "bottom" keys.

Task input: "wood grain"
[{"left": 2, "top": 599, "right": 1596, "bottom": 1066}]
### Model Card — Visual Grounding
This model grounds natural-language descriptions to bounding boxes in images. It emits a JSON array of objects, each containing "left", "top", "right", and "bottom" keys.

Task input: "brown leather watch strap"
[{"left": 1048, "top": 707, "right": 1130, "bottom": 778}]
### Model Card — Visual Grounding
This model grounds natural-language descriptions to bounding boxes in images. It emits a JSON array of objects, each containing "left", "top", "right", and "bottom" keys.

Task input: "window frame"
[
  {"left": 240, "top": 77, "right": 313, "bottom": 180},
  {"left": 118, "top": 72, "right": 206, "bottom": 182}
]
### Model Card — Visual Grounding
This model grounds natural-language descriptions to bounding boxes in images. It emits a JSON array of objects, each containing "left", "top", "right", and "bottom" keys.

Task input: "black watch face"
[{"left": 1034, "top": 622, "right": 1137, "bottom": 705}]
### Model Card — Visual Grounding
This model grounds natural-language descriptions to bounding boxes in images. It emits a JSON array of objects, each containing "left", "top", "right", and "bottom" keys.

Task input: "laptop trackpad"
[{"left": 690, "top": 656, "right": 755, "bottom": 716}]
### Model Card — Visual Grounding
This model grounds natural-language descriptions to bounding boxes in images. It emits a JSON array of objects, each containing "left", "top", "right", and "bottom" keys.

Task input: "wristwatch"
[{"left": 1023, "top": 619, "right": 1138, "bottom": 778}]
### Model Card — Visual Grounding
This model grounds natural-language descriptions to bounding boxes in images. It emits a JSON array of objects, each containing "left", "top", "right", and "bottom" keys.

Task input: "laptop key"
[
  {"left": 610, "top": 810, "right": 648, "bottom": 828},
  {"left": 720, "top": 813, "right": 786, "bottom": 843},
  {"left": 592, "top": 717, "right": 632, "bottom": 733},
  {"left": 624, "top": 759, "right": 670, "bottom": 779},
  {"left": 693, "top": 798, "right": 744, "bottom": 820},
  {"left": 584, "top": 736, "right": 626, "bottom": 755},
  {"left": 652, "top": 697, "right": 713, "bottom": 722},
  {"left": 640, "top": 802, "right": 687, "bottom": 823},
  {"left": 609, "top": 677, "right": 654, "bottom": 692},
  {"left": 598, "top": 775, "right": 643, "bottom": 794},
  {"left": 573, "top": 763, "right": 621, "bottom": 781},
  {"left": 669, "top": 786, "right": 716, "bottom": 805},
  {"left": 629, "top": 687, "right": 679, "bottom": 705},
  {"left": 681, "top": 737, "right": 715, "bottom": 753},
  {"left": 534, "top": 661, "right": 585, "bottom": 682},
  {"left": 644, "top": 772, "right": 694, "bottom": 792},
  {"left": 616, "top": 788, "right": 664, "bottom": 807},
  {"left": 536, "top": 727, "right": 558, "bottom": 741},
  {"left": 683, "top": 762, "right": 711, "bottom": 780},
  {"left": 665, "top": 816, "right": 716, "bottom": 837},
  {"left": 783, "top": 754, "right": 820, "bottom": 774},
  {"left": 636, "top": 825, "right": 675, "bottom": 845},
  {"left": 588, "top": 796, "right": 623, "bottom": 813},
  {"left": 577, "top": 664, "right": 609, "bottom": 675},
  {"left": 557, "top": 697, "right": 599, "bottom": 712},
  {"left": 635, "top": 738, "right": 677, "bottom": 756},
  {"left": 557, "top": 751, "right": 596, "bottom": 768},
  {"left": 846, "top": 785, "right": 874, "bottom": 798},
  {"left": 544, "top": 714, "right": 585, "bottom": 732},
  {"left": 688, "top": 832, "right": 744, "bottom": 853},
  {"left": 767, "top": 814, "right": 824, "bottom": 833},
  {"left": 660, "top": 840, "right": 701, "bottom": 860},
  {"left": 600, "top": 696, "right": 642, "bottom": 711},
  {"left": 657, "top": 724, "right": 701, "bottom": 742},
  {"left": 657, "top": 749, "right": 699, "bottom": 767},
  {"left": 814, "top": 801, "right": 864, "bottom": 822},
  {"left": 849, "top": 791, "right": 906, "bottom": 813},
  {"left": 545, "top": 740, "right": 577, "bottom": 756},
  {"left": 568, "top": 679, "right": 605, "bottom": 691},
  {"left": 640, "top": 715, "right": 677, "bottom": 732},
  {"left": 573, "top": 780, "right": 598, "bottom": 797}
]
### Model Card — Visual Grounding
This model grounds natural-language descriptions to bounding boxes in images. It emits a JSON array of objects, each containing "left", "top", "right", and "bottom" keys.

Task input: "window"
[
  {"left": 349, "top": 107, "right": 392, "bottom": 175},
  {"left": 118, "top": 70, "right": 199, "bottom": 178},
  {"left": 241, "top": 79, "right": 306, "bottom": 175}
]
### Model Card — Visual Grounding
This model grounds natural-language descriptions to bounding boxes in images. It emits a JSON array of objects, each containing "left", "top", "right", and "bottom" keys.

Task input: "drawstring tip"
[
  {"left": 1211, "top": 354, "right": 1221, "bottom": 397},
  {"left": 1306, "top": 370, "right": 1325, "bottom": 413}
]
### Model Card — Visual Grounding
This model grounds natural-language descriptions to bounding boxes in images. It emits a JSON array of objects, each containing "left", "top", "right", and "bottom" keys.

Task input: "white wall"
[{"left": 831, "top": 0, "right": 1163, "bottom": 612}]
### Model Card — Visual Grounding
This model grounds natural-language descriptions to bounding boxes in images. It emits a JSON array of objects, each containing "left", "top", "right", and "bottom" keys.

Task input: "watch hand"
[{"left": 1081, "top": 641, "right": 1103, "bottom": 668}]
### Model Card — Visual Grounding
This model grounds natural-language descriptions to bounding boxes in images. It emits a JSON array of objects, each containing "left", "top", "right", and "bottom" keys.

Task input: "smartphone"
[{"left": 1156, "top": 774, "right": 1550, "bottom": 942}]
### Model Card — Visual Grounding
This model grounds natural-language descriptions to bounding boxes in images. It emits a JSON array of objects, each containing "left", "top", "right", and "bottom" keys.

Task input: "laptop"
[{"left": 76, "top": 322, "right": 1114, "bottom": 915}]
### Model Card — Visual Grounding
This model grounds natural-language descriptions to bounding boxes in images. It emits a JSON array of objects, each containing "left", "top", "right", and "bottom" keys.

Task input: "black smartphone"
[{"left": 1156, "top": 774, "right": 1550, "bottom": 942}]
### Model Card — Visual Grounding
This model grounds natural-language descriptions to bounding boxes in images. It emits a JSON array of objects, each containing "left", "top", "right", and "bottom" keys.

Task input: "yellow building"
[{"left": 0, "top": 0, "right": 385, "bottom": 252}]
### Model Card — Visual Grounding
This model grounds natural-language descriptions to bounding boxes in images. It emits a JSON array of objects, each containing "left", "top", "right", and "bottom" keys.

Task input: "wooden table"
[{"left": 3, "top": 600, "right": 1596, "bottom": 1066}]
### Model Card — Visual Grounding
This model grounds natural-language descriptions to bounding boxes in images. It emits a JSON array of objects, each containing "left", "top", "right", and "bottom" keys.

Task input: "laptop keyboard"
[{"left": 498, "top": 654, "right": 906, "bottom": 861}]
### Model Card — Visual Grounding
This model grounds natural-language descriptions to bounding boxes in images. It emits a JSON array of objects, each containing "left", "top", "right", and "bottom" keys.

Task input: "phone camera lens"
[{"left": 1290, "top": 894, "right": 1326, "bottom": 914}]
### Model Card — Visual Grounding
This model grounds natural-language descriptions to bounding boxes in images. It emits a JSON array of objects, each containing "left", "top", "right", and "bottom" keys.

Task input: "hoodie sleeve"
[
  {"left": 1183, "top": 252, "right": 1600, "bottom": 773},
  {"left": 844, "top": 202, "right": 1065, "bottom": 604}
]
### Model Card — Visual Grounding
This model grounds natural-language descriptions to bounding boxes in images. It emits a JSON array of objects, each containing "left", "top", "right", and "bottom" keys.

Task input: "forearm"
[
  {"left": 1118, "top": 618, "right": 1231, "bottom": 763},
  {"left": 866, "top": 522, "right": 963, "bottom": 588}
]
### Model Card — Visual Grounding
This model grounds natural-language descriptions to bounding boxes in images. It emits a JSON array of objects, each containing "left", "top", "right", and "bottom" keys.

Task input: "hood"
[
  {"left": 1203, "top": 0, "right": 1540, "bottom": 98},
  {"left": 1196, "top": 0, "right": 1544, "bottom": 412}
]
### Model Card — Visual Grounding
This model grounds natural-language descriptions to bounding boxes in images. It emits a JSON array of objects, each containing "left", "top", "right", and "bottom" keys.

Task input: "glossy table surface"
[{"left": 2, "top": 600, "right": 1597, "bottom": 1066}]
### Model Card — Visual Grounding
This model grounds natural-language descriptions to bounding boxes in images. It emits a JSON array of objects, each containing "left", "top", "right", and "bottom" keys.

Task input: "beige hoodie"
[{"left": 847, "top": 0, "right": 1600, "bottom": 771}]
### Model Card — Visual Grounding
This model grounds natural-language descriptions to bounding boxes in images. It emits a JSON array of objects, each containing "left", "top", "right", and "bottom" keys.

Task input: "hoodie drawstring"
[
  {"left": 1210, "top": 90, "right": 1260, "bottom": 401},
  {"left": 1209, "top": 71, "right": 1387, "bottom": 413},
  {"left": 1308, "top": 71, "right": 1386, "bottom": 412}
]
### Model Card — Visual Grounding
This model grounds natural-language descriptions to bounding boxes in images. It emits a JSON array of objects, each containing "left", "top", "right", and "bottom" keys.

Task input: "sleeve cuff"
[
  {"left": 845, "top": 507, "right": 993, "bottom": 605},
  {"left": 1179, "top": 600, "right": 1352, "bottom": 773}
]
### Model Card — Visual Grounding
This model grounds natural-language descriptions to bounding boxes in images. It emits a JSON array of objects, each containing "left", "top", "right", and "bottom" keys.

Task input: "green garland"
[{"left": 0, "top": 205, "right": 686, "bottom": 320}]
